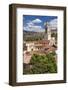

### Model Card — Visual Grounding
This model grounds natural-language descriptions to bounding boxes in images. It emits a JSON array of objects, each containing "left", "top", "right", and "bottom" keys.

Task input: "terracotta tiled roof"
[
  {"left": 25, "top": 40, "right": 50, "bottom": 45},
  {"left": 45, "top": 46, "right": 57, "bottom": 53},
  {"left": 35, "top": 40, "right": 50, "bottom": 44}
]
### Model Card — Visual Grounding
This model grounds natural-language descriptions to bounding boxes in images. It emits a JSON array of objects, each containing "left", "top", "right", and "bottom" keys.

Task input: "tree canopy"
[{"left": 23, "top": 52, "right": 57, "bottom": 74}]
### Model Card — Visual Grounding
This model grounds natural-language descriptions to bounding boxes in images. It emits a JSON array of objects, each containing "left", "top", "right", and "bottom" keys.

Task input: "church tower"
[{"left": 44, "top": 22, "right": 51, "bottom": 40}]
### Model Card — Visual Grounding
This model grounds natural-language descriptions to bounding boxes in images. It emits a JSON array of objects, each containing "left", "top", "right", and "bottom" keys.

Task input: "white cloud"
[
  {"left": 30, "top": 25, "right": 44, "bottom": 32},
  {"left": 24, "top": 18, "right": 44, "bottom": 32},
  {"left": 27, "top": 22, "right": 34, "bottom": 27},
  {"left": 24, "top": 25, "right": 44, "bottom": 32},
  {"left": 49, "top": 19, "right": 57, "bottom": 29},
  {"left": 24, "top": 21, "right": 44, "bottom": 32},
  {"left": 32, "top": 18, "right": 42, "bottom": 23}
]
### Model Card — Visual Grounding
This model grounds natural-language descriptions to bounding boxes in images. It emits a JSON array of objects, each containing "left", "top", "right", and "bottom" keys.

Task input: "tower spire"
[{"left": 44, "top": 22, "right": 51, "bottom": 40}]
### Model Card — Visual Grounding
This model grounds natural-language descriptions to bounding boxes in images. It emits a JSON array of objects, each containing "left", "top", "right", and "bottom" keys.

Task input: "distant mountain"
[{"left": 23, "top": 30, "right": 45, "bottom": 41}]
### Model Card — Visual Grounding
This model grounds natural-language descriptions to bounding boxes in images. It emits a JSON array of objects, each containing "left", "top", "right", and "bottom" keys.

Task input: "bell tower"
[{"left": 44, "top": 22, "right": 51, "bottom": 40}]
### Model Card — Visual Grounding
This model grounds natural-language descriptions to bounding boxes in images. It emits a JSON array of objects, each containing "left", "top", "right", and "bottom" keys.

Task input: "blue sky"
[{"left": 23, "top": 15, "right": 57, "bottom": 32}]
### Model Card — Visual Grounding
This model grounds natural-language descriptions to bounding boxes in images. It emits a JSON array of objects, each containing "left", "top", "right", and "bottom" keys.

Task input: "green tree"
[{"left": 23, "top": 52, "right": 57, "bottom": 74}]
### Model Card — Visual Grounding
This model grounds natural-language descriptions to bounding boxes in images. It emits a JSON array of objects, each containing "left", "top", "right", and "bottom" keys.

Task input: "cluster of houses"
[{"left": 23, "top": 22, "right": 57, "bottom": 64}]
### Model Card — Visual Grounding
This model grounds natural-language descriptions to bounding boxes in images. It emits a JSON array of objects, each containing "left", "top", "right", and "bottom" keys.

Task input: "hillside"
[{"left": 23, "top": 30, "right": 45, "bottom": 41}]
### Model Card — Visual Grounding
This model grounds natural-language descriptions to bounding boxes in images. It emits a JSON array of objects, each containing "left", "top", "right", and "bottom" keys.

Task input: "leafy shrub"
[{"left": 23, "top": 52, "right": 57, "bottom": 74}]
